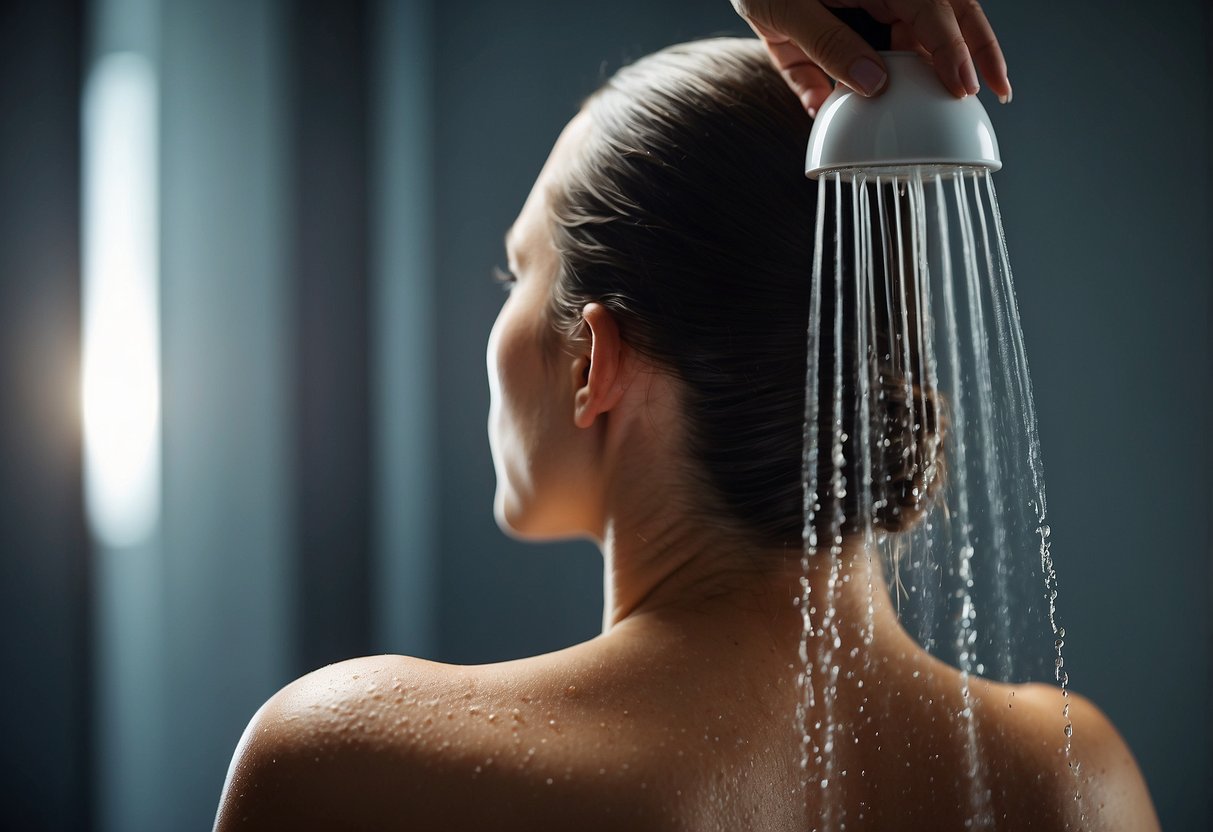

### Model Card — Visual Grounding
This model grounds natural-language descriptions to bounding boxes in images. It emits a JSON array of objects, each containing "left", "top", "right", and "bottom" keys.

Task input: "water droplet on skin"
[{"left": 1064, "top": 724, "right": 1073, "bottom": 738}]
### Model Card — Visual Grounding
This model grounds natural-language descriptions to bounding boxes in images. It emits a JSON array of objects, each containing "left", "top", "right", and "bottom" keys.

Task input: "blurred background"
[{"left": 1, "top": 0, "right": 1208, "bottom": 829}]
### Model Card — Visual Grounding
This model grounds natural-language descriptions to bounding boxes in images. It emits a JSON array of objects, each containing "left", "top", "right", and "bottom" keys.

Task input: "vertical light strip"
[{"left": 82, "top": 53, "right": 160, "bottom": 549}]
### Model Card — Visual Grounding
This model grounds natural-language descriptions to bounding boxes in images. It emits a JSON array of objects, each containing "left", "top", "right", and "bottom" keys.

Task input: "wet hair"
[{"left": 545, "top": 37, "right": 944, "bottom": 548}]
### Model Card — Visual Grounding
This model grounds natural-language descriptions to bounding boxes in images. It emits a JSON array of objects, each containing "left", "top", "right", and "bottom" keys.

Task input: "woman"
[{"left": 214, "top": 8, "right": 1158, "bottom": 832}]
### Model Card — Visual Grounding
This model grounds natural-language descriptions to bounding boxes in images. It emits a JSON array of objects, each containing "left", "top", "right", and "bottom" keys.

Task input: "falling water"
[{"left": 796, "top": 166, "right": 1080, "bottom": 829}]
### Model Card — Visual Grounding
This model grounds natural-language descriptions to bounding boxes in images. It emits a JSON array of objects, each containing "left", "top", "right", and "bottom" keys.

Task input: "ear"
[{"left": 572, "top": 303, "right": 627, "bottom": 430}]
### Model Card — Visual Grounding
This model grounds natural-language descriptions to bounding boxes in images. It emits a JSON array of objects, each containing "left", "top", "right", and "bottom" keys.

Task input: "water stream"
[{"left": 796, "top": 167, "right": 1081, "bottom": 829}]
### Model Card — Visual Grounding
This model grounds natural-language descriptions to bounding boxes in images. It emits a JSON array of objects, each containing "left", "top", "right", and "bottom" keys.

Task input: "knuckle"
[
  {"left": 765, "top": 0, "right": 795, "bottom": 31},
  {"left": 929, "top": 31, "right": 968, "bottom": 59},
  {"left": 952, "top": 0, "right": 986, "bottom": 37},
  {"left": 911, "top": 0, "right": 952, "bottom": 29},
  {"left": 808, "top": 23, "right": 853, "bottom": 67},
  {"left": 733, "top": 0, "right": 772, "bottom": 24}
]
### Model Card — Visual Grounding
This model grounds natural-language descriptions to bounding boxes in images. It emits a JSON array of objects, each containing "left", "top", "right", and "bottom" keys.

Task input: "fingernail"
[
  {"left": 799, "top": 91, "right": 817, "bottom": 118},
  {"left": 961, "top": 60, "right": 979, "bottom": 96},
  {"left": 998, "top": 81, "right": 1013, "bottom": 104},
  {"left": 849, "top": 58, "right": 887, "bottom": 97}
]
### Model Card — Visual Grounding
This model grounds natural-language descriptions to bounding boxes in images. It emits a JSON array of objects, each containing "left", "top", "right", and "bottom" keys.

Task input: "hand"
[{"left": 730, "top": 0, "right": 1011, "bottom": 116}]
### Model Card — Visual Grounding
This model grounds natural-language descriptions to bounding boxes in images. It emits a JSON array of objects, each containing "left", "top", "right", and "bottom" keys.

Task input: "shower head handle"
[{"left": 805, "top": 51, "right": 1002, "bottom": 179}]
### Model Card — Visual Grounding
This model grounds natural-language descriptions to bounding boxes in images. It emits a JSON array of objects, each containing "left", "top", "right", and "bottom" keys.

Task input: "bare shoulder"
[
  {"left": 213, "top": 654, "right": 461, "bottom": 830},
  {"left": 985, "top": 681, "right": 1160, "bottom": 832},
  {"left": 213, "top": 652, "right": 670, "bottom": 831}
]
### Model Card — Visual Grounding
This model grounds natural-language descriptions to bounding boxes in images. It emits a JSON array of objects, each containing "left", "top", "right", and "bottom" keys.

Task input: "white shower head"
[{"left": 804, "top": 51, "right": 1001, "bottom": 179}]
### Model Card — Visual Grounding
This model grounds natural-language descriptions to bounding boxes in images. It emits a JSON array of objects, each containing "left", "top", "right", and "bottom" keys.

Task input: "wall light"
[{"left": 82, "top": 52, "right": 160, "bottom": 549}]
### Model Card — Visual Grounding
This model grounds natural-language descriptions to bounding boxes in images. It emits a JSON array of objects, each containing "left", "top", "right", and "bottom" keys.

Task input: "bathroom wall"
[
  {"left": 0, "top": 2, "right": 90, "bottom": 828},
  {"left": 986, "top": 2, "right": 1211, "bottom": 824},
  {"left": 0, "top": 0, "right": 1207, "bottom": 829}
]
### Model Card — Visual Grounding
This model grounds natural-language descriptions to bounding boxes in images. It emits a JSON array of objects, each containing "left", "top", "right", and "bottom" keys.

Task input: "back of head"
[{"left": 546, "top": 37, "right": 943, "bottom": 549}]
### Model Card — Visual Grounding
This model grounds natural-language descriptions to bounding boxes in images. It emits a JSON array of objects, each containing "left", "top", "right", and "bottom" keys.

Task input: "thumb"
[{"left": 777, "top": 2, "right": 888, "bottom": 97}]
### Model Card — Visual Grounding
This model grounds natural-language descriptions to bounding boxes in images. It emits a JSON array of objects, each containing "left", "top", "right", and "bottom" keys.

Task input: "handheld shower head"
[{"left": 804, "top": 51, "right": 1001, "bottom": 179}]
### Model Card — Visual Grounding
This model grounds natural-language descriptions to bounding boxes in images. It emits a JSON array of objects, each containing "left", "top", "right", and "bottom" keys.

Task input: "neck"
[
  {"left": 597, "top": 495, "right": 907, "bottom": 652},
  {"left": 587, "top": 370, "right": 909, "bottom": 650}
]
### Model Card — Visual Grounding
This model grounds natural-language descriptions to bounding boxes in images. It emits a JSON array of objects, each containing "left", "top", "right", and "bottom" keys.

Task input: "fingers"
[
  {"left": 734, "top": 0, "right": 1012, "bottom": 109},
  {"left": 882, "top": 0, "right": 976, "bottom": 97},
  {"left": 951, "top": 0, "right": 1012, "bottom": 102},
  {"left": 760, "top": 36, "right": 837, "bottom": 115},
  {"left": 759, "top": 0, "right": 891, "bottom": 98}
]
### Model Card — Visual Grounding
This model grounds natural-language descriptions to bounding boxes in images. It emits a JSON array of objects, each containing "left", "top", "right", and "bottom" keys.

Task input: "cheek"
[
  {"left": 487, "top": 304, "right": 540, "bottom": 472},
  {"left": 486, "top": 304, "right": 589, "bottom": 536}
]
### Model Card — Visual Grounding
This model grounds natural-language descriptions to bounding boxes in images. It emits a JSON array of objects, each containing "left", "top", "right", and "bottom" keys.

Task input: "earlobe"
[{"left": 572, "top": 303, "right": 626, "bottom": 429}]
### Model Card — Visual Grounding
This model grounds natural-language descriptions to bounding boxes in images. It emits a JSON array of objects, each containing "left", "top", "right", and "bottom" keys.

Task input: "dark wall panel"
[
  {"left": 0, "top": 2, "right": 90, "bottom": 830},
  {"left": 287, "top": 0, "right": 374, "bottom": 671},
  {"left": 988, "top": 1, "right": 1211, "bottom": 827}
]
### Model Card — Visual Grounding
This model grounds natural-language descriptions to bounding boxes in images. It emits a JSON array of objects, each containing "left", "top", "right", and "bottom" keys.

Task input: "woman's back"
[{"left": 215, "top": 566, "right": 1154, "bottom": 831}]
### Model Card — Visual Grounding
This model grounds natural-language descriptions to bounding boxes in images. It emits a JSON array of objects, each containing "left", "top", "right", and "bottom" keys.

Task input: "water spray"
[{"left": 794, "top": 49, "right": 1082, "bottom": 831}]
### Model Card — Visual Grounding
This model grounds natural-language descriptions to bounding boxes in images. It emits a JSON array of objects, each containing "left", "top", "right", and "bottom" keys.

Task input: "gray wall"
[
  {"left": 0, "top": 2, "right": 90, "bottom": 829},
  {"left": 990, "top": 1, "right": 1211, "bottom": 823}
]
